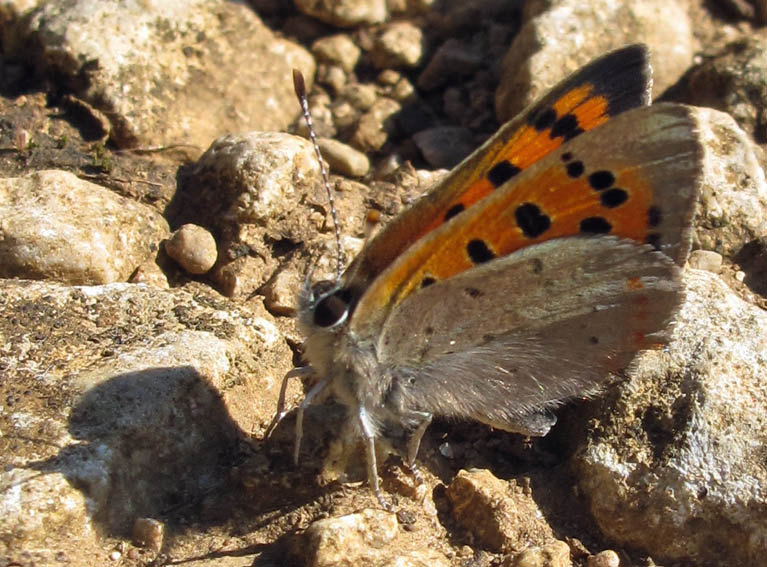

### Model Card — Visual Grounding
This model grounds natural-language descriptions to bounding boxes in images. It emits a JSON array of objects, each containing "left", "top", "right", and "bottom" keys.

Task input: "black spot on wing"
[
  {"left": 645, "top": 232, "right": 662, "bottom": 251},
  {"left": 648, "top": 205, "right": 662, "bottom": 227},
  {"left": 530, "top": 107, "right": 557, "bottom": 131},
  {"left": 467, "top": 239, "right": 495, "bottom": 263},
  {"left": 588, "top": 170, "right": 615, "bottom": 191},
  {"left": 464, "top": 287, "right": 483, "bottom": 298},
  {"left": 550, "top": 113, "right": 583, "bottom": 141},
  {"left": 515, "top": 203, "right": 551, "bottom": 238},
  {"left": 580, "top": 217, "right": 612, "bottom": 234},
  {"left": 566, "top": 160, "right": 584, "bottom": 178},
  {"left": 445, "top": 203, "right": 465, "bottom": 221},
  {"left": 601, "top": 188, "right": 628, "bottom": 208},
  {"left": 487, "top": 160, "right": 521, "bottom": 187}
]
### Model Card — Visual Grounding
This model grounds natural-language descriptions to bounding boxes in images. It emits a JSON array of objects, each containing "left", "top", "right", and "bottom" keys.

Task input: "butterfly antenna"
[{"left": 293, "top": 69, "right": 343, "bottom": 281}]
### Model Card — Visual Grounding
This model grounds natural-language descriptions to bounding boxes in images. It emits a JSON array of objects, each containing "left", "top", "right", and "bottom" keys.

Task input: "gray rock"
[
  {"left": 687, "top": 249, "right": 723, "bottom": 273},
  {"left": 688, "top": 35, "right": 767, "bottom": 141},
  {"left": 447, "top": 469, "right": 556, "bottom": 554},
  {"left": 0, "top": 279, "right": 293, "bottom": 563},
  {"left": 495, "top": 0, "right": 694, "bottom": 121},
  {"left": 0, "top": 170, "right": 169, "bottom": 284},
  {"left": 585, "top": 550, "right": 620, "bottom": 567},
  {"left": 502, "top": 541, "right": 572, "bottom": 567},
  {"left": 694, "top": 107, "right": 767, "bottom": 257},
  {"left": 350, "top": 97, "right": 402, "bottom": 152},
  {"left": 412, "top": 126, "right": 476, "bottom": 169},
  {"left": 190, "top": 131, "right": 322, "bottom": 296},
  {"left": 23, "top": 0, "right": 314, "bottom": 148},
  {"left": 575, "top": 269, "right": 767, "bottom": 567},
  {"left": 189, "top": 131, "right": 370, "bottom": 296},
  {"left": 295, "top": 0, "right": 388, "bottom": 27},
  {"left": 418, "top": 38, "right": 483, "bottom": 91}
]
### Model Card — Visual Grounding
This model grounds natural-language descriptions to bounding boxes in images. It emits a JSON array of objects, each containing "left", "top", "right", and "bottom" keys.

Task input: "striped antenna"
[{"left": 293, "top": 69, "right": 343, "bottom": 281}]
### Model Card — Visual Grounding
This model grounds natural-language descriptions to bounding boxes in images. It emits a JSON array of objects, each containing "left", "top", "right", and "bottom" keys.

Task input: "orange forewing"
[
  {"left": 351, "top": 101, "right": 701, "bottom": 333},
  {"left": 378, "top": 159, "right": 655, "bottom": 309},
  {"left": 342, "top": 45, "right": 651, "bottom": 294}
]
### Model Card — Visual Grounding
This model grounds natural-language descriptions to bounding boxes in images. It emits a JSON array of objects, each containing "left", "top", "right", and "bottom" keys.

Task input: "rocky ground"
[{"left": 2, "top": 1, "right": 767, "bottom": 566}]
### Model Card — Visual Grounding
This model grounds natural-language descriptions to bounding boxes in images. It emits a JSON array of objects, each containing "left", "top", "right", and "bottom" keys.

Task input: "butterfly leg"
[
  {"left": 358, "top": 407, "right": 394, "bottom": 511},
  {"left": 405, "top": 411, "right": 432, "bottom": 469},
  {"left": 293, "top": 377, "right": 331, "bottom": 464},
  {"left": 265, "top": 366, "right": 314, "bottom": 439}
]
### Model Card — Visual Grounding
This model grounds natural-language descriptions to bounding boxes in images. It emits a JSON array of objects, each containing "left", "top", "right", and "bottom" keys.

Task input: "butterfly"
[{"left": 268, "top": 44, "right": 701, "bottom": 509}]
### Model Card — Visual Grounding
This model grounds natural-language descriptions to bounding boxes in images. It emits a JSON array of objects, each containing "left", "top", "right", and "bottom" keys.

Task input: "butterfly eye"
[{"left": 313, "top": 291, "right": 350, "bottom": 328}]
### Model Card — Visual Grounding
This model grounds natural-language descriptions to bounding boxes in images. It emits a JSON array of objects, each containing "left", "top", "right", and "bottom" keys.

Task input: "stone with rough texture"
[
  {"left": 295, "top": 0, "right": 388, "bottom": 27},
  {"left": 418, "top": 38, "right": 484, "bottom": 91},
  {"left": 297, "top": 509, "right": 442, "bottom": 567},
  {"left": 447, "top": 469, "right": 555, "bottom": 553},
  {"left": 495, "top": 0, "right": 694, "bottom": 120},
  {"left": 131, "top": 517, "right": 164, "bottom": 551},
  {"left": 185, "top": 131, "right": 371, "bottom": 296},
  {"left": 342, "top": 83, "right": 379, "bottom": 111},
  {"left": 24, "top": 0, "right": 314, "bottom": 148},
  {"left": 694, "top": 107, "right": 767, "bottom": 257},
  {"left": 734, "top": 236, "right": 767, "bottom": 296},
  {"left": 186, "top": 131, "right": 322, "bottom": 296},
  {"left": 312, "top": 34, "right": 361, "bottom": 73},
  {"left": 350, "top": 97, "right": 402, "bottom": 152},
  {"left": 575, "top": 269, "right": 767, "bottom": 567},
  {"left": 504, "top": 540, "right": 572, "bottom": 567},
  {"left": 0, "top": 170, "right": 169, "bottom": 284},
  {"left": 261, "top": 266, "right": 302, "bottom": 316},
  {"left": 688, "top": 35, "right": 767, "bottom": 142},
  {"left": 2, "top": 1, "right": 766, "bottom": 565},
  {"left": 370, "top": 21, "right": 425, "bottom": 69},
  {"left": 0, "top": 279, "right": 293, "bottom": 565}
]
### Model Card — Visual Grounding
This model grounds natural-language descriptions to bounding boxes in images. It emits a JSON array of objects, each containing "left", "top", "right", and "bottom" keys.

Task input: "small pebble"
[
  {"left": 164, "top": 224, "right": 217, "bottom": 274},
  {"left": 262, "top": 267, "right": 301, "bottom": 316},
  {"left": 587, "top": 549, "right": 620, "bottom": 567},
  {"left": 311, "top": 34, "right": 361, "bottom": 73},
  {"left": 413, "top": 126, "right": 475, "bottom": 169},
  {"left": 132, "top": 517, "right": 165, "bottom": 551},
  {"left": 317, "top": 137, "right": 371, "bottom": 177},
  {"left": 342, "top": 83, "right": 378, "bottom": 111},
  {"left": 688, "top": 249, "right": 723, "bottom": 273},
  {"left": 508, "top": 540, "right": 571, "bottom": 567},
  {"left": 129, "top": 260, "right": 170, "bottom": 289},
  {"left": 371, "top": 21, "right": 425, "bottom": 69},
  {"left": 439, "top": 441, "right": 455, "bottom": 459},
  {"left": 318, "top": 64, "right": 347, "bottom": 94}
]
